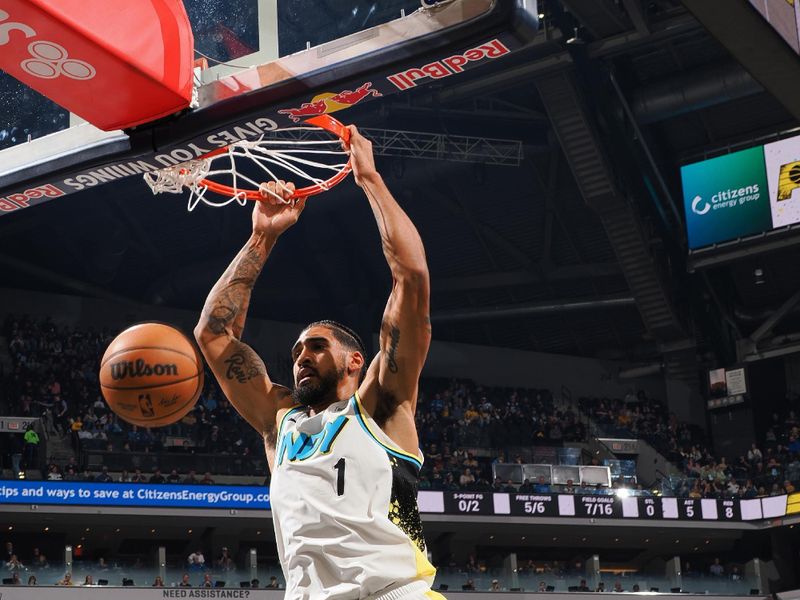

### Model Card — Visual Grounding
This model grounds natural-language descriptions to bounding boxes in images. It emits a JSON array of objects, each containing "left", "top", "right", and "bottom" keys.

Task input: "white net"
[{"left": 143, "top": 125, "right": 351, "bottom": 211}]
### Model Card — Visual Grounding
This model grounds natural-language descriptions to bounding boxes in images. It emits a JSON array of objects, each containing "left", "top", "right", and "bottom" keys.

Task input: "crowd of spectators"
[
  {"left": 5, "top": 314, "right": 800, "bottom": 500},
  {"left": 1, "top": 315, "right": 264, "bottom": 479},
  {"left": 414, "top": 378, "right": 592, "bottom": 492},
  {"left": 669, "top": 408, "right": 800, "bottom": 499},
  {"left": 3, "top": 536, "right": 746, "bottom": 592},
  {"left": 2, "top": 540, "right": 282, "bottom": 588},
  {"left": 434, "top": 553, "right": 747, "bottom": 592},
  {"left": 579, "top": 392, "right": 800, "bottom": 499}
]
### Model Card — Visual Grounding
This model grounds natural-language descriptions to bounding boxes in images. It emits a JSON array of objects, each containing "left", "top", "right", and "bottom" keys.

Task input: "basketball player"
[{"left": 195, "top": 126, "right": 441, "bottom": 600}]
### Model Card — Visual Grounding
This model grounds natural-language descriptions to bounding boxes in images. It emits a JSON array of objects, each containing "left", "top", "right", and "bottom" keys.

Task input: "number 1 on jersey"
[{"left": 334, "top": 457, "right": 346, "bottom": 496}]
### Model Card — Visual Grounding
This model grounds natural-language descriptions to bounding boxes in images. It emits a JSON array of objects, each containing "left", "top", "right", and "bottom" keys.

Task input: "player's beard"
[{"left": 292, "top": 366, "right": 345, "bottom": 407}]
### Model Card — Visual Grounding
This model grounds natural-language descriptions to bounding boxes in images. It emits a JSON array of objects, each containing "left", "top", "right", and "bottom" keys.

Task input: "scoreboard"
[
  {"left": 418, "top": 492, "right": 788, "bottom": 522},
  {"left": 0, "top": 481, "right": 790, "bottom": 523}
]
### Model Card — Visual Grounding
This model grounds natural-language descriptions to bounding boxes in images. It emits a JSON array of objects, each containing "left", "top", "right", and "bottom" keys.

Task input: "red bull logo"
[
  {"left": 387, "top": 39, "right": 510, "bottom": 91},
  {"left": 278, "top": 82, "right": 382, "bottom": 122},
  {"left": 0, "top": 183, "right": 64, "bottom": 212}
]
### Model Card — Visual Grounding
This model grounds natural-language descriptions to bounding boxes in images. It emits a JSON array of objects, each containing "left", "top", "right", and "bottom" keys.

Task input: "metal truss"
[
  {"left": 360, "top": 128, "right": 523, "bottom": 166},
  {"left": 268, "top": 126, "right": 523, "bottom": 166}
]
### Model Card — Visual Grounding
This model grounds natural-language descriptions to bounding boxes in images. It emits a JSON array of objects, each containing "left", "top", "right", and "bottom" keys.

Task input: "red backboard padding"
[{"left": 0, "top": 0, "right": 194, "bottom": 130}]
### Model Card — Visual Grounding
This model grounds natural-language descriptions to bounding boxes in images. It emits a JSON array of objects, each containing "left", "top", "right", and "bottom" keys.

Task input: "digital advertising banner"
[
  {"left": 682, "top": 133, "right": 800, "bottom": 249},
  {"left": 0, "top": 481, "right": 270, "bottom": 510}
]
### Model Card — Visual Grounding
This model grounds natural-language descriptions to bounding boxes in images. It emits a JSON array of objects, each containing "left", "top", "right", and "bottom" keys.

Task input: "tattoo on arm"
[
  {"left": 224, "top": 343, "right": 267, "bottom": 384},
  {"left": 200, "top": 237, "right": 270, "bottom": 338},
  {"left": 387, "top": 326, "right": 400, "bottom": 373},
  {"left": 205, "top": 294, "right": 239, "bottom": 335}
]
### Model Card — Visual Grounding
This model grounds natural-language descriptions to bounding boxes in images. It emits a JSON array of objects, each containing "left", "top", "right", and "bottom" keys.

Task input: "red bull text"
[
  {"left": 387, "top": 39, "right": 510, "bottom": 91},
  {"left": 0, "top": 183, "right": 64, "bottom": 212}
]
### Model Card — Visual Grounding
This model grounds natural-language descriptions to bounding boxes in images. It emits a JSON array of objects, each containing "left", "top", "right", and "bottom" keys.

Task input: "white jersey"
[{"left": 270, "top": 392, "right": 436, "bottom": 599}]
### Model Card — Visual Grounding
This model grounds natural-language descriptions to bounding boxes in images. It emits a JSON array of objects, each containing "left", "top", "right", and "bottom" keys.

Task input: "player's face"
[{"left": 290, "top": 326, "right": 346, "bottom": 405}]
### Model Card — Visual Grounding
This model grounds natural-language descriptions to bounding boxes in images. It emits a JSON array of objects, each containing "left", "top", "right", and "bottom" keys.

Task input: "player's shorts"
[{"left": 368, "top": 580, "right": 447, "bottom": 600}]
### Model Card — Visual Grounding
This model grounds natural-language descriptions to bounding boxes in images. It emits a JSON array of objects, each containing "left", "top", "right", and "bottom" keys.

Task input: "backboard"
[{"left": 0, "top": 0, "right": 539, "bottom": 215}]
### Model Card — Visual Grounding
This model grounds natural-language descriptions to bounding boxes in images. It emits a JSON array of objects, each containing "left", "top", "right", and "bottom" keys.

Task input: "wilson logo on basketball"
[{"left": 110, "top": 359, "right": 178, "bottom": 380}]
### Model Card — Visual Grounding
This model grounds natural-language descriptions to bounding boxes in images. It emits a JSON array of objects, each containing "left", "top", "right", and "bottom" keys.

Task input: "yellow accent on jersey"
[{"left": 414, "top": 546, "right": 437, "bottom": 581}]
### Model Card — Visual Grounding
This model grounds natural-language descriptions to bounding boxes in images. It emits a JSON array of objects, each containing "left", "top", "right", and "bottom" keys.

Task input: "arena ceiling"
[{"left": 0, "top": 0, "right": 798, "bottom": 373}]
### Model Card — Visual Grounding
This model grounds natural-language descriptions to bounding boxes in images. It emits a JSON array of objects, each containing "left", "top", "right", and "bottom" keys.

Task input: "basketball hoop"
[{"left": 144, "top": 115, "right": 352, "bottom": 211}]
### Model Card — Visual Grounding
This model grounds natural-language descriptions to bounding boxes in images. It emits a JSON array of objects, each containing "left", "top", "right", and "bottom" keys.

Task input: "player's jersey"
[{"left": 269, "top": 391, "right": 435, "bottom": 599}]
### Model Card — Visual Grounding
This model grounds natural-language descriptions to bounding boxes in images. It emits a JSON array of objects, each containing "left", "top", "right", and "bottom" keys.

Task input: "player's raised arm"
[
  {"left": 349, "top": 126, "right": 431, "bottom": 414},
  {"left": 194, "top": 182, "right": 305, "bottom": 437}
]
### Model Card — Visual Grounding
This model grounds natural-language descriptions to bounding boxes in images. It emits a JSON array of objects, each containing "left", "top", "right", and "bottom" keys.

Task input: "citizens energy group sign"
[{"left": 681, "top": 135, "right": 800, "bottom": 249}]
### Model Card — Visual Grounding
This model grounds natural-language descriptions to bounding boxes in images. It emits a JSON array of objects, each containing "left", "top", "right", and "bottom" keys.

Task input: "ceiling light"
[{"left": 566, "top": 27, "right": 584, "bottom": 45}]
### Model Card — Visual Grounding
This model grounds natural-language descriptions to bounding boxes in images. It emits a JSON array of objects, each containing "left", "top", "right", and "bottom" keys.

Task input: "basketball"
[{"left": 99, "top": 322, "right": 204, "bottom": 428}]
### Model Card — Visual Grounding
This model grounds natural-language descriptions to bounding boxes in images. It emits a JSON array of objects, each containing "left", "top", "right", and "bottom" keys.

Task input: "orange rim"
[{"left": 197, "top": 114, "right": 352, "bottom": 200}]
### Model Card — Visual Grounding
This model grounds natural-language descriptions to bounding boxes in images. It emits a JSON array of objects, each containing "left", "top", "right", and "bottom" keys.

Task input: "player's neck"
[{"left": 307, "top": 388, "right": 357, "bottom": 416}]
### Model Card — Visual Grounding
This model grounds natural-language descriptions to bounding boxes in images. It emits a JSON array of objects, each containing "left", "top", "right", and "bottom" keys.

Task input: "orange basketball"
[{"left": 100, "top": 322, "right": 204, "bottom": 427}]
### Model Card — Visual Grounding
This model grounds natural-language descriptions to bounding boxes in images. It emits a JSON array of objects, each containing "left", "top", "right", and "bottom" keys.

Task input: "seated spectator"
[
  {"left": 427, "top": 444, "right": 442, "bottom": 462},
  {"left": 251, "top": 578, "right": 260, "bottom": 588},
  {"left": 596, "top": 582, "right": 605, "bottom": 592},
  {"left": 577, "top": 579, "right": 591, "bottom": 592},
  {"left": 202, "top": 573, "right": 213, "bottom": 588},
  {"left": 27, "top": 575, "right": 37, "bottom": 585},
  {"left": 747, "top": 444, "right": 763, "bottom": 464},
  {"left": 83, "top": 575, "right": 94, "bottom": 586},
  {"left": 465, "top": 554, "right": 478, "bottom": 573},
  {"left": 94, "top": 466, "right": 112, "bottom": 483},
  {"left": 709, "top": 558, "right": 724, "bottom": 577},
  {"left": 462, "top": 578, "right": 475, "bottom": 591},
  {"left": 613, "top": 581, "right": 624, "bottom": 592},
  {"left": 179, "top": 573, "right": 192, "bottom": 587},
  {"left": 459, "top": 468, "right": 475, "bottom": 487},
  {"left": 216, "top": 547, "right": 234, "bottom": 572},
  {"left": 183, "top": 470, "right": 200, "bottom": 484},
  {"left": 33, "top": 554, "right": 48, "bottom": 570},
  {"left": 538, "top": 581, "right": 547, "bottom": 592},
  {"left": 60, "top": 455, "right": 77, "bottom": 472},
  {"left": 6, "top": 554, "right": 24, "bottom": 572},
  {"left": 57, "top": 573, "right": 74, "bottom": 586},
  {"left": 149, "top": 468, "right": 166, "bottom": 484},
  {"left": 463, "top": 453, "right": 478, "bottom": 469},
  {"left": 152, "top": 576, "right": 164, "bottom": 587},
  {"left": 266, "top": 576, "right": 280, "bottom": 589},
  {"left": 7, "top": 572, "right": 21, "bottom": 585},
  {"left": 167, "top": 469, "right": 181, "bottom": 484},
  {"left": 200, "top": 472, "right": 216, "bottom": 485}
]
